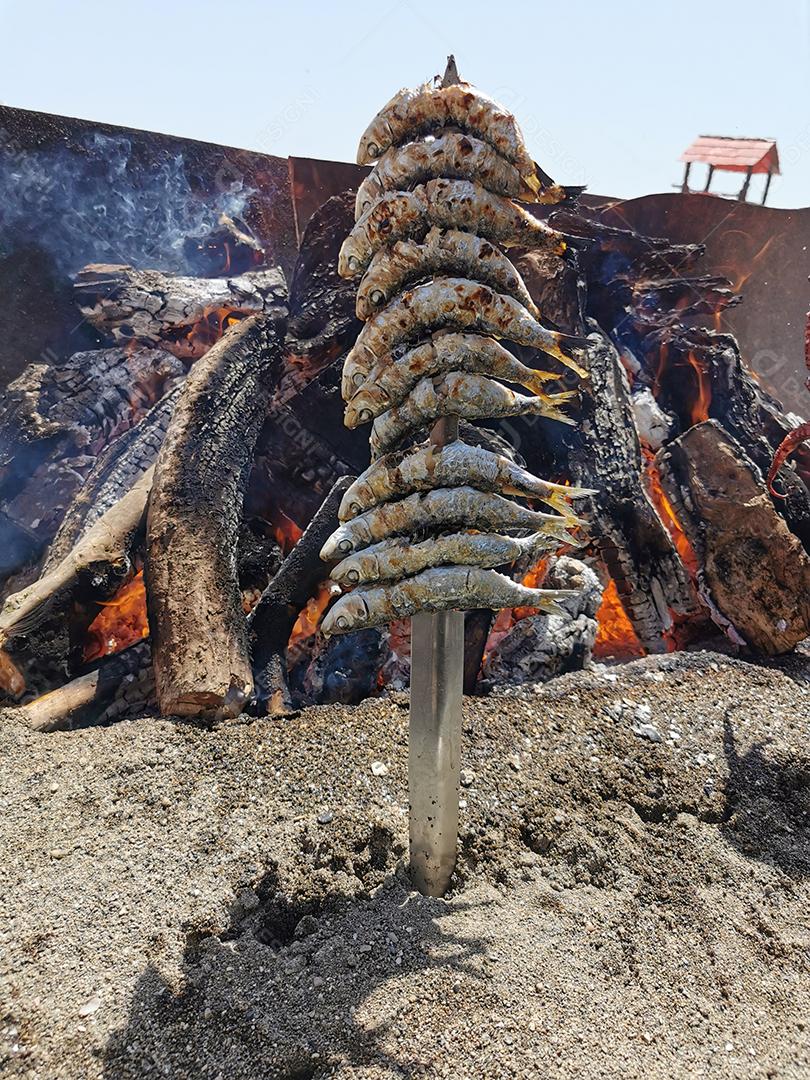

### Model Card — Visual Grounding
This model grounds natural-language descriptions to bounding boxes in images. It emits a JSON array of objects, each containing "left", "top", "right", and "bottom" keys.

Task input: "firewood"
[
  {"left": 43, "top": 384, "right": 181, "bottom": 571},
  {"left": 20, "top": 642, "right": 152, "bottom": 732},
  {"left": 250, "top": 475, "right": 356, "bottom": 717},
  {"left": 567, "top": 329, "right": 698, "bottom": 650},
  {"left": 0, "top": 466, "right": 153, "bottom": 647},
  {"left": 658, "top": 420, "right": 810, "bottom": 654},
  {"left": 146, "top": 312, "right": 287, "bottom": 721},
  {"left": 74, "top": 263, "right": 286, "bottom": 359}
]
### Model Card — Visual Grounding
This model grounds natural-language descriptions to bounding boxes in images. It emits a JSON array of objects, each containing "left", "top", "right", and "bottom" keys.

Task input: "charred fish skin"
[
  {"left": 355, "top": 228, "right": 540, "bottom": 321},
  {"left": 322, "top": 566, "right": 577, "bottom": 635},
  {"left": 341, "top": 277, "right": 589, "bottom": 400},
  {"left": 354, "top": 132, "right": 539, "bottom": 219},
  {"left": 338, "top": 439, "right": 596, "bottom": 522},
  {"left": 338, "top": 179, "right": 567, "bottom": 279},
  {"left": 368, "top": 373, "right": 577, "bottom": 458},
  {"left": 355, "top": 81, "right": 552, "bottom": 191},
  {"left": 330, "top": 531, "right": 554, "bottom": 586},
  {"left": 345, "top": 334, "right": 560, "bottom": 426},
  {"left": 320, "top": 485, "right": 582, "bottom": 561}
]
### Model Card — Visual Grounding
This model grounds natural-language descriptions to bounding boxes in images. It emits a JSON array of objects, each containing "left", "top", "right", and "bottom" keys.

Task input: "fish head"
[
  {"left": 320, "top": 524, "right": 364, "bottom": 562},
  {"left": 338, "top": 233, "right": 367, "bottom": 278},
  {"left": 356, "top": 118, "right": 392, "bottom": 166},
  {"left": 321, "top": 593, "right": 370, "bottom": 636},
  {"left": 330, "top": 549, "right": 377, "bottom": 586},
  {"left": 357, "top": 279, "right": 390, "bottom": 318},
  {"left": 344, "top": 386, "right": 389, "bottom": 428}
]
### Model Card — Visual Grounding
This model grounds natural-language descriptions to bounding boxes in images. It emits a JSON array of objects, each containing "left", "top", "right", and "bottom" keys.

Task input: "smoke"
[{"left": 0, "top": 131, "right": 251, "bottom": 275}]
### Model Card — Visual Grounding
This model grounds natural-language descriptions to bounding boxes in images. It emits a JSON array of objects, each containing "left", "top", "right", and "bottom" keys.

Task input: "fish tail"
[
  {"left": 541, "top": 333, "right": 591, "bottom": 379},
  {"left": 522, "top": 368, "right": 565, "bottom": 396}
]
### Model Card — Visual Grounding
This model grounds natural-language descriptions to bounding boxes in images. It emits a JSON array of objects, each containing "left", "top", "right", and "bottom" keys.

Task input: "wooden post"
[
  {"left": 681, "top": 161, "right": 692, "bottom": 193},
  {"left": 761, "top": 171, "right": 773, "bottom": 205},
  {"left": 703, "top": 164, "right": 715, "bottom": 193},
  {"left": 739, "top": 167, "right": 753, "bottom": 202}
]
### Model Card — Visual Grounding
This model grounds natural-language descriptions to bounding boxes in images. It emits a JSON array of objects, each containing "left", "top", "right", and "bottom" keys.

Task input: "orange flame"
[
  {"left": 685, "top": 351, "right": 712, "bottom": 425},
  {"left": 166, "top": 306, "right": 247, "bottom": 360},
  {"left": 643, "top": 453, "right": 699, "bottom": 578},
  {"left": 83, "top": 570, "right": 149, "bottom": 662},
  {"left": 288, "top": 582, "right": 335, "bottom": 654},
  {"left": 593, "top": 578, "right": 645, "bottom": 659}
]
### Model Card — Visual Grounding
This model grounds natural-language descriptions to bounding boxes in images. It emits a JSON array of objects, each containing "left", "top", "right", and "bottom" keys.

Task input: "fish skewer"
[
  {"left": 322, "top": 566, "right": 577, "bottom": 634},
  {"left": 338, "top": 439, "right": 595, "bottom": 521},
  {"left": 320, "top": 485, "right": 583, "bottom": 561},
  {"left": 338, "top": 179, "right": 567, "bottom": 278},
  {"left": 346, "top": 334, "right": 559, "bottom": 425},
  {"left": 369, "top": 373, "right": 576, "bottom": 457},
  {"left": 355, "top": 132, "right": 543, "bottom": 219},
  {"left": 331, "top": 530, "right": 555, "bottom": 586},
  {"left": 356, "top": 81, "right": 557, "bottom": 197},
  {"left": 355, "top": 228, "right": 539, "bottom": 320},
  {"left": 342, "top": 277, "right": 589, "bottom": 400}
]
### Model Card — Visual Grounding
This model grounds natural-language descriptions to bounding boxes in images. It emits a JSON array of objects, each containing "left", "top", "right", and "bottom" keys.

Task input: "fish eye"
[
  {"left": 370, "top": 288, "right": 386, "bottom": 306},
  {"left": 348, "top": 255, "right": 360, "bottom": 272},
  {"left": 352, "top": 372, "right": 365, "bottom": 386},
  {"left": 336, "top": 615, "right": 349, "bottom": 629},
  {"left": 346, "top": 569, "right": 360, "bottom": 583},
  {"left": 367, "top": 141, "right": 379, "bottom": 157},
  {"left": 338, "top": 539, "right": 353, "bottom": 553},
  {"left": 358, "top": 409, "right": 372, "bottom": 423},
  {"left": 350, "top": 502, "right": 362, "bottom": 514}
]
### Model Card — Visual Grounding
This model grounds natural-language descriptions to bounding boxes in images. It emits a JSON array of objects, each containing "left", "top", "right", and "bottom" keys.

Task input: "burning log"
[
  {"left": 146, "top": 311, "right": 286, "bottom": 720},
  {"left": 43, "top": 384, "right": 182, "bottom": 570},
  {"left": 0, "top": 466, "right": 153, "bottom": 647},
  {"left": 74, "top": 263, "right": 287, "bottom": 359},
  {"left": 250, "top": 475, "right": 356, "bottom": 717},
  {"left": 658, "top": 420, "right": 810, "bottom": 654},
  {"left": 20, "top": 641, "right": 152, "bottom": 732},
  {"left": 567, "top": 330, "right": 698, "bottom": 650}
]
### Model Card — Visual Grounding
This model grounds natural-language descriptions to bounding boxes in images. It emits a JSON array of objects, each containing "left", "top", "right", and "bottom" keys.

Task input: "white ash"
[
  {"left": 483, "top": 557, "right": 603, "bottom": 688},
  {"left": 631, "top": 387, "right": 676, "bottom": 450}
]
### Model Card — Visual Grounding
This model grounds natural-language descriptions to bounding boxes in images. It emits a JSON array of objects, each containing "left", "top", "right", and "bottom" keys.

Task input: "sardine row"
[
  {"left": 320, "top": 485, "right": 582, "bottom": 561},
  {"left": 342, "top": 277, "right": 589, "bottom": 400},
  {"left": 338, "top": 179, "right": 566, "bottom": 278},
  {"left": 356, "top": 82, "right": 558, "bottom": 195},
  {"left": 322, "top": 565, "right": 576, "bottom": 635},
  {"left": 330, "top": 531, "right": 556, "bottom": 586},
  {"left": 355, "top": 227, "right": 539, "bottom": 321},
  {"left": 369, "top": 373, "right": 576, "bottom": 458},
  {"left": 355, "top": 132, "right": 541, "bottom": 219},
  {"left": 345, "top": 334, "right": 561, "bottom": 426},
  {"left": 338, "top": 439, "right": 595, "bottom": 522}
]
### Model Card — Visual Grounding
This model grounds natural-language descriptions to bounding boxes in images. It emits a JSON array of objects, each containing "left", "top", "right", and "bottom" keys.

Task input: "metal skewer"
[
  {"left": 408, "top": 56, "right": 466, "bottom": 898},
  {"left": 409, "top": 415, "right": 464, "bottom": 897}
]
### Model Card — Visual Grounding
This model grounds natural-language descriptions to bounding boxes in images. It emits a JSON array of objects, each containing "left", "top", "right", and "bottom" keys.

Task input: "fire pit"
[{"left": 1, "top": 101, "right": 809, "bottom": 730}]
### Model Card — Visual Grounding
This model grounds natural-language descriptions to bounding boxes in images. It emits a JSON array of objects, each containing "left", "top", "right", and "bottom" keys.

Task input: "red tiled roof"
[{"left": 680, "top": 135, "right": 780, "bottom": 175}]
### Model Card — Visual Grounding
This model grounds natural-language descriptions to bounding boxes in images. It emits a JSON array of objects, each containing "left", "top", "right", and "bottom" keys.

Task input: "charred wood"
[
  {"left": 20, "top": 641, "right": 152, "bottom": 732},
  {"left": 566, "top": 329, "right": 698, "bottom": 649},
  {"left": 0, "top": 466, "right": 153, "bottom": 647},
  {"left": 74, "top": 263, "right": 286, "bottom": 359},
  {"left": 250, "top": 475, "right": 355, "bottom": 717},
  {"left": 146, "top": 312, "right": 286, "bottom": 720},
  {"left": 658, "top": 420, "right": 810, "bottom": 654},
  {"left": 43, "top": 384, "right": 182, "bottom": 571}
]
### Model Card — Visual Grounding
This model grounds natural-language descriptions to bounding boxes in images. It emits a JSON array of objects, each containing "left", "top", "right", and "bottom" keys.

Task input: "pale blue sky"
[{"left": 2, "top": 0, "right": 809, "bottom": 207}]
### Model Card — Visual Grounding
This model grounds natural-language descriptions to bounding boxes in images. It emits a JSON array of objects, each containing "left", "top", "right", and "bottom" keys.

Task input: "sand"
[{"left": 1, "top": 649, "right": 809, "bottom": 1079}]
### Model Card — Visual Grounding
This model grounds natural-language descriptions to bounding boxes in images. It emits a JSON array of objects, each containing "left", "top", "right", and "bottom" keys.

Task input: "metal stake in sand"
[
  {"left": 409, "top": 414, "right": 464, "bottom": 897},
  {"left": 408, "top": 56, "right": 465, "bottom": 898}
]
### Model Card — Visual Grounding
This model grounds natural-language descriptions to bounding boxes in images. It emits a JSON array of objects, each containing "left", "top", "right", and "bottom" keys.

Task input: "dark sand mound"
[{"left": 2, "top": 650, "right": 809, "bottom": 1078}]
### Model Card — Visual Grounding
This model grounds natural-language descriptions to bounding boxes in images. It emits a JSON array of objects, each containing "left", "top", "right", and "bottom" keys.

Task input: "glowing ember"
[
  {"left": 288, "top": 581, "right": 336, "bottom": 656},
  {"left": 270, "top": 510, "right": 303, "bottom": 555},
  {"left": 643, "top": 453, "right": 699, "bottom": 577},
  {"left": 84, "top": 570, "right": 149, "bottom": 662},
  {"left": 593, "top": 578, "right": 645, "bottom": 659},
  {"left": 0, "top": 649, "right": 25, "bottom": 698},
  {"left": 170, "top": 306, "right": 248, "bottom": 359}
]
